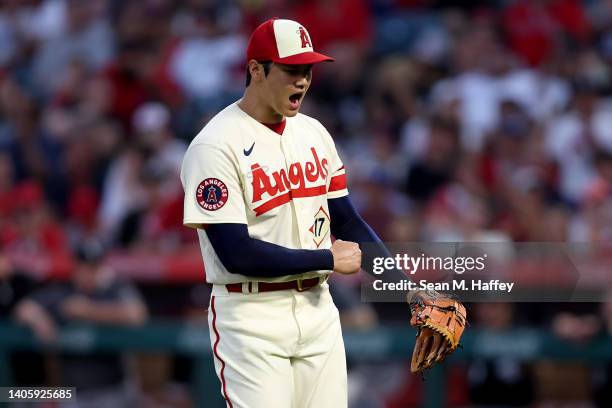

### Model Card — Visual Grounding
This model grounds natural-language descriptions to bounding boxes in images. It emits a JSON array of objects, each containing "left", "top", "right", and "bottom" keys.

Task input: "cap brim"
[{"left": 274, "top": 51, "right": 334, "bottom": 65}]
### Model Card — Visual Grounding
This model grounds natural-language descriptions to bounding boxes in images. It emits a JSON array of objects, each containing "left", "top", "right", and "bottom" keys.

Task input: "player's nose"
[{"left": 295, "top": 76, "right": 308, "bottom": 88}]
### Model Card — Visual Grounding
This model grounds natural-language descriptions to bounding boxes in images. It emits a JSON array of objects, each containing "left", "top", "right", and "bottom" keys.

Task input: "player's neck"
[{"left": 239, "top": 89, "right": 284, "bottom": 124}]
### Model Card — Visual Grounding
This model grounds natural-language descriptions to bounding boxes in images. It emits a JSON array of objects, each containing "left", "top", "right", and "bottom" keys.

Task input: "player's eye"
[{"left": 283, "top": 67, "right": 312, "bottom": 79}]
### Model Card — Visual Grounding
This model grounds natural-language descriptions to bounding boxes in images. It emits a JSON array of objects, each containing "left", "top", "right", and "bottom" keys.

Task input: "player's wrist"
[{"left": 321, "top": 249, "right": 334, "bottom": 270}]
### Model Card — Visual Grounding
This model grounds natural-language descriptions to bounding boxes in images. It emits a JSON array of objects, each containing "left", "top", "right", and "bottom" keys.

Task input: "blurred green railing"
[{"left": 1, "top": 321, "right": 611, "bottom": 408}]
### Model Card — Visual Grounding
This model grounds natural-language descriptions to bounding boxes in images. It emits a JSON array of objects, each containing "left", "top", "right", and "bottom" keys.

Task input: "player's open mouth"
[{"left": 289, "top": 93, "right": 303, "bottom": 109}]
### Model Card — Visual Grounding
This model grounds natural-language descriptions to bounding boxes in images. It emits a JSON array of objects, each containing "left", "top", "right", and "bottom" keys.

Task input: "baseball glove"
[{"left": 408, "top": 290, "right": 467, "bottom": 374}]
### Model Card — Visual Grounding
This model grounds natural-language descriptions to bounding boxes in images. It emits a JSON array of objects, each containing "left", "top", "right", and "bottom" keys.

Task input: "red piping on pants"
[{"left": 211, "top": 296, "right": 233, "bottom": 407}]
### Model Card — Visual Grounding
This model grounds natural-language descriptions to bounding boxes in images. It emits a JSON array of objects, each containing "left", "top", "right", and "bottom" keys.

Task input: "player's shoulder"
[{"left": 188, "top": 102, "right": 246, "bottom": 150}]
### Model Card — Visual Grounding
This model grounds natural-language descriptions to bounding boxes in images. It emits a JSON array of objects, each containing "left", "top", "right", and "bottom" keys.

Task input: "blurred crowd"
[
  {"left": 1, "top": 0, "right": 612, "bottom": 259},
  {"left": 1, "top": 0, "right": 612, "bottom": 407}
]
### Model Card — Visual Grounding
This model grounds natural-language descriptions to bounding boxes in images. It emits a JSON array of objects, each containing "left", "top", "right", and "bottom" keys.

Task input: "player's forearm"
[
  {"left": 206, "top": 223, "right": 334, "bottom": 277},
  {"left": 328, "top": 196, "right": 408, "bottom": 284}
]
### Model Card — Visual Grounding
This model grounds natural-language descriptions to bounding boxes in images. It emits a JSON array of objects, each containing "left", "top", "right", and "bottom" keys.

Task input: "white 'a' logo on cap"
[{"left": 273, "top": 19, "right": 314, "bottom": 58}]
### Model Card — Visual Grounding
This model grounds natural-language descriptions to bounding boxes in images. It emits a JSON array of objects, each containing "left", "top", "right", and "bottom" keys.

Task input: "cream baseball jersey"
[{"left": 181, "top": 102, "right": 348, "bottom": 284}]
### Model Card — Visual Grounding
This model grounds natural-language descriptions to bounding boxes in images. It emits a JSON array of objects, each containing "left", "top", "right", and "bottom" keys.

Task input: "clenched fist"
[{"left": 331, "top": 239, "right": 361, "bottom": 274}]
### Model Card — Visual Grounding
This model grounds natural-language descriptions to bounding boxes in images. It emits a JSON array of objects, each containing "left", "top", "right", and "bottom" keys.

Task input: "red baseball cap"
[{"left": 246, "top": 18, "right": 334, "bottom": 65}]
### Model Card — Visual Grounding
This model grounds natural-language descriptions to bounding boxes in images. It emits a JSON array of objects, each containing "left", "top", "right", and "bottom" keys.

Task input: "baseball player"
[{"left": 181, "top": 18, "right": 466, "bottom": 408}]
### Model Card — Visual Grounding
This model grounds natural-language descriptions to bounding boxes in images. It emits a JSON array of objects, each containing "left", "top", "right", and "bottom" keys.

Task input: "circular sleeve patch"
[{"left": 196, "top": 178, "right": 229, "bottom": 211}]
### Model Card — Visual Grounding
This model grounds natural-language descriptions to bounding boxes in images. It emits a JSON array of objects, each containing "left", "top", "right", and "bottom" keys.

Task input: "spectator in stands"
[
  {"left": 569, "top": 150, "right": 612, "bottom": 241},
  {"left": 0, "top": 251, "right": 35, "bottom": 318},
  {"left": 31, "top": 0, "right": 114, "bottom": 96},
  {"left": 42, "top": 60, "right": 112, "bottom": 144},
  {"left": 101, "top": 39, "right": 159, "bottom": 129},
  {"left": 0, "top": 249, "right": 47, "bottom": 388},
  {"left": 0, "top": 76, "right": 62, "bottom": 187},
  {"left": 430, "top": 21, "right": 509, "bottom": 152},
  {"left": 545, "top": 79, "right": 612, "bottom": 206},
  {"left": 115, "top": 159, "right": 184, "bottom": 250},
  {"left": 2, "top": 179, "right": 69, "bottom": 255},
  {"left": 14, "top": 241, "right": 147, "bottom": 407},
  {"left": 103, "top": 103, "right": 185, "bottom": 250},
  {"left": 132, "top": 102, "right": 186, "bottom": 185},
  {"left": 537, "top": 304, "right": 603, "bottom": 405},
  {"left": 0, "top": 0, "right": 67, "bottom": 68},
  {"left": 404, "top": 117, "right": 461, "bottom": 203},
  {"left": 502, "top": 0, "right": 592, "bottom": 67},
  {"left": 98, "top": 143, "right": 147, "bottom": 243},
  {"left": 365, "top": 57, "right": 420, "bottom": 134},
  {"left": 168, "top": 3, "right": 245, "bottom": 105},
  {"left": 0, "top": 248, "right": 49, "bottom": 390},
  {"left": 468, "top": 302, "right": 535, "bottom": 407}
]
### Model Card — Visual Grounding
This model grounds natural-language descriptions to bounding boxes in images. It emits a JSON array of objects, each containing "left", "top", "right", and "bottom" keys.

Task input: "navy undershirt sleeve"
[
  {"left": 328, "top": 195, "right": 406, "bottom": 283},
  {"left": 328, "top": 196, "right": 381, "bottom": 245},
  {"left": 205, "top": 196, "right": 404, "bottom": 280},
  {"left": 205, "top": 224, "right": 334, "bottom": 277}
]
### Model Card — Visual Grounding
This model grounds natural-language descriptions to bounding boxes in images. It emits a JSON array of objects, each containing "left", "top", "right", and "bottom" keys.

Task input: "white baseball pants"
[{"left": 208, "top": 282, "right": 347, "bottom": 408}]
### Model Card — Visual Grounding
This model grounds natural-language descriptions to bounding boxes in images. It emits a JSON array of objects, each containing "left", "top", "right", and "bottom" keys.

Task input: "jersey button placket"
[{"left": 281, "top": 129, "right": 308, "bottom": 248}]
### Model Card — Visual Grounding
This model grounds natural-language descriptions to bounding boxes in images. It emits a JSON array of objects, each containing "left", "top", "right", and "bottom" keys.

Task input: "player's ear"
[{"left": 247, "top": 60, "right": 265, "bottom": 83}]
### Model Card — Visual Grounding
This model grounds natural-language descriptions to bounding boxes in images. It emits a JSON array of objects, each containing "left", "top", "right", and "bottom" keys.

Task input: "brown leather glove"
[{"left": 408, "top": 290, "right": 467, "bottom": 374}]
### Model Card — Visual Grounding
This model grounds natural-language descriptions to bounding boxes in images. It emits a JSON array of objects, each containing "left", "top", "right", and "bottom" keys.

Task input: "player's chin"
[
  {"left": 284, "top": 108, "right": 300, "bottom": 117},
  {"left": 282, "top": 103, "right": 301, "bottom": 117}
]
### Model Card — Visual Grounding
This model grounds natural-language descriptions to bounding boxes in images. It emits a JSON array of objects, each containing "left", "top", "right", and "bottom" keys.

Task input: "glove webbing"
[{"left": 415, "top": 303, "right": 466, "bottom": 349}]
